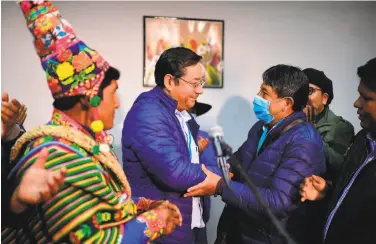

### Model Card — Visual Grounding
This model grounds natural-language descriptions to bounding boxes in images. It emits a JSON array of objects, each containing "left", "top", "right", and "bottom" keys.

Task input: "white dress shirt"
[{"left": 175, "top": 109, "right": 205, "bottom": 229}]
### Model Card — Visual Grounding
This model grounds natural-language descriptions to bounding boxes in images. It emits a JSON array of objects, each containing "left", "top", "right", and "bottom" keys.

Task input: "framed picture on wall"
[{"left": 143, "top": 16, "right": 225, "bottom": 88}]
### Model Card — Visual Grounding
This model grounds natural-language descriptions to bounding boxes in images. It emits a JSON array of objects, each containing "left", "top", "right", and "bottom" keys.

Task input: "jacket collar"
[
  {"left": 266, "top": 111, "right": 306, "bottom": 139},
  {"left": 315, "top": 106, "right": 328, "bottom": 124},
  {"left": 316, "top": 107, "right": 340, "bottom": 127},
  {"left": 137, "top": 87, "right": 201, "bottom": 140},
  {"left": 366, "top": 133, "right": 376, "bottom": 152},
  {"left": 151, "top": 86, "right": 178, "bottom": 113}
]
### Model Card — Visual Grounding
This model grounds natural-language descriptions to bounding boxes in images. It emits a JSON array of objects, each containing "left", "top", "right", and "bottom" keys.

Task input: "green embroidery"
[
  {"left": 70, "top": 143, "right": 87, "bottom": 156},
  {"left": 24, "top": 146, "right": 31, "bottom": 155},
  {"left": 69, "top": 224, "right": 93, "bottom": 243},
  {"left": 61, "top": 76, "right": 74, "bottom": 86}
]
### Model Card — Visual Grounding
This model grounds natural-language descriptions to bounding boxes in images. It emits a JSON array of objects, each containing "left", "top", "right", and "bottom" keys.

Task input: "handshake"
[{"left": 139, "top": 200, "right": 183, "bottom": 239}]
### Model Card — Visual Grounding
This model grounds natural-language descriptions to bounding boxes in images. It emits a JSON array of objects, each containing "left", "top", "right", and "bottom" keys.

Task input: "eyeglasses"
[
  {"left": 309, "top": 87, "right": 322, "bottom": 95},
  {"left": 177, "top": 77, "right": 206, "bottom": 90}
]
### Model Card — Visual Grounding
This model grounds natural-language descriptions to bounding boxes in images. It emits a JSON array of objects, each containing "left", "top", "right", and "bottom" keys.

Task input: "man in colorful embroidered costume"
[{"left": 2, "top": 1, "right": 182, "bottom": 243}]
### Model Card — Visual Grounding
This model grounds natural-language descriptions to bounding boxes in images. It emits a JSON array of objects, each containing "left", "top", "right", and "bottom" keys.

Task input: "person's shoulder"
[
  {"left": 328, "top": 109, "right": 353, "bottom": 129},
  {"left": 249, "top": 120, "right": 263, "bottom": 133},
  {"left": 131, "top": 93, "right": 160, "bottom": 111},
  {"left": 129, "top": 90, "right": 168, "bottom": 116},
  {"left": 9, "top": 134, "right": 90, "bottom": 179},
  {"left": 19, "top": 136, "right": 88, "bottom": 164},
  {"left": 127, "top": 97, "right": 176, "bottom": 130},
  {"left": 289, "top": 121, "right": 322, "bottom": 143},
  {"left": 353, "top": 129, "right": 368, "bottom": 142},
  {"left": 337, "top": 117, "right": 354, "bottom": 132}
]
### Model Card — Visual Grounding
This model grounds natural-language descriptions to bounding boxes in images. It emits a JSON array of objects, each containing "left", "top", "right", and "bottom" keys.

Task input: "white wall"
[{"left": 2, "top": 1, "right": 376, "bottom": 243}]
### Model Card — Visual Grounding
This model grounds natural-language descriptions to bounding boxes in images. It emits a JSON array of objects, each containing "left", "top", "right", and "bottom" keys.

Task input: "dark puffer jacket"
[{"left": 216, "top": 112, "right": 326, "bottom": 244}]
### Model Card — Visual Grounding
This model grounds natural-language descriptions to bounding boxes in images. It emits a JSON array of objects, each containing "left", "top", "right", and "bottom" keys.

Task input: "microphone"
[{"left": 208, "top": 125, "right": 230, "bottom": 185}]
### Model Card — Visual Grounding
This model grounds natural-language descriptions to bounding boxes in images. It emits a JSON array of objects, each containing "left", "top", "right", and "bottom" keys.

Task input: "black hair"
[
  {"left": 357, "top": 57, "right": 376, "bottom": 91},
  {"left": 154, "top": 47, "right": 202, "bottom": 88},
  {"left": 262, "top": 64, "right": 309, "bottom": 111},
  {"left": 53, "top": 66, "right": 120, "bottom": 111}
]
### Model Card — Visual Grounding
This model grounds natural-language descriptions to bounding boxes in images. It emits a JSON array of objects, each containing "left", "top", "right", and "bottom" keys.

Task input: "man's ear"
[
  {"left": 164, "top": 74, "right": 176, "bottom": 92},
  {"left": 286, "top": 97, "right": 295, "bottom": 110},
  {"left": 322, "top": 93, "right": 329, "bottom": 105}
]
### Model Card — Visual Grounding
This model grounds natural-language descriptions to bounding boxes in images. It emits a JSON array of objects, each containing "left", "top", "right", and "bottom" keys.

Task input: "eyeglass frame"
[
  {"left": 175, "top": 76, "right": 206, "bottom": 90},
  {"left": 309, "top": 87, "right": 322, "bottom": 95}
]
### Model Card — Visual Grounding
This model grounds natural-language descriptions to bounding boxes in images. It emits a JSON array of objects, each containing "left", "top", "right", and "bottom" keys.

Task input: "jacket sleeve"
[
  {"left": 1, "top": 125, "right": 23, "bottom": 176},
  {"left": 228, "top": 125, "right": 259, "bottom": 181},
  {"left": 126, "top": 101, "right": 221, "bottom": 192},
  {"left": 323, "top": 120, "right": 354, "bottom": 179},
  {"left": 1, "top": 128, "right": 30, "bottom": 228},
  {"left": 220, "top": 138, "right": 326, "bottom": 217}
]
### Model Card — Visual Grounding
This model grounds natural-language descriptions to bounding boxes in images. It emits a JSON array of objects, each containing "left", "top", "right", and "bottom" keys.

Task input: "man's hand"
[
  {"left": 304, "top": 105, "right": 318, "bottom": 126},
  {"left": 158, "top": 201, "right": 183, "bottom": 228},
  {"left": 149, "top": 200, "right": 166, "bottom": 210},
  {"left": 17, "top": 104, "right": 27, "bottom": 126},
  {"left": 158, "top": 207, "right": 182, "bottom": 236},
  {"left": 1, "top": 92, "right": 23, "bottom": 138},
  {"left": 141, "top": 202, "right": 183, "bottom": 239},
  {"left": 184, "top": 164, "right": 221, "bottom": 197},
  {"left": 300, "top": 175, "right": 327, "bottom": 202},
  {"left": 11, "top": 147, "right": 67, "bottom": 214},
  {"left": 198, "top": 136, "right": 210, "bottom": 153},
  {"left": 227, "top": 163, "right": 234, "bottom": 179},
  {"left": 149, "top": 200, "right": 182, "bottom": 224}
]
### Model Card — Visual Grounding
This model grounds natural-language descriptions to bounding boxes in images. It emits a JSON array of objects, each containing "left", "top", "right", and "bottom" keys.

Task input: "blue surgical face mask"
[
  {"left": 253, "top": 95, "right": 274, "bottom": 124},
  {"left": 253, "top": 95, "right": 288, "bottom": 124}
]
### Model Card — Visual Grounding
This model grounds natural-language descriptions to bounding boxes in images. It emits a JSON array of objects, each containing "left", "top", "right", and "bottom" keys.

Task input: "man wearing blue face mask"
[{"left": 184, "top": 64, "right": 327, "bottom": 244}]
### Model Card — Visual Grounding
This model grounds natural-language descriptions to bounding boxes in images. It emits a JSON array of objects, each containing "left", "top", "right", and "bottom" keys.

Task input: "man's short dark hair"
[
  {"left": 154, "top": 47, "right": 202, "bottom": 88},
  {"left": 357, "top": 57, "right": 376, "bottom": 91},
  {"left": 53, "top": 66, "right": 120, "bottom": 111},
  {"left": 263, "top": 64, "right": 309, "bottom": 111}
]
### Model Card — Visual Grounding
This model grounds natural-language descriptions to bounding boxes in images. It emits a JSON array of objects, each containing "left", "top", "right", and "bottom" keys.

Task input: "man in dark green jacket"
[
  {"left": 303, "top": 68, "right": 354, "bottom": 182},
  {"left": 301, "top": 69, "right": 355, "bottom": 244}
]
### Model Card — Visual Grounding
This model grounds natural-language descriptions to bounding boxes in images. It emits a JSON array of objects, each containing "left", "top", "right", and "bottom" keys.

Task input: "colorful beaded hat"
[{"left": 19, "top": 0, "right": 110, "bottom": 137}]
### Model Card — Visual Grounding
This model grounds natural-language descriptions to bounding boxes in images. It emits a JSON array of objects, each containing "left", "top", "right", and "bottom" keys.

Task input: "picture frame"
[{"left": 143, "top": 16, "right": 225, "bottom": 88}]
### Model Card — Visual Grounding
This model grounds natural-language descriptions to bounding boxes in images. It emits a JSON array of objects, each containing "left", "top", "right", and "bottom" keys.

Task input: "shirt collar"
[
  {"left": 263, "top": 117, "right": 286, "bottom": 133},
  {"left": 175, "top": 109, "right": 192, "bottom": 123}
]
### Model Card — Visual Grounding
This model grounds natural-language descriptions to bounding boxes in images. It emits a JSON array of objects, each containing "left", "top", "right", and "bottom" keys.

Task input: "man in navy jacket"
[{"left": 185, "top": 65, "right": 326, "bottom": 244}]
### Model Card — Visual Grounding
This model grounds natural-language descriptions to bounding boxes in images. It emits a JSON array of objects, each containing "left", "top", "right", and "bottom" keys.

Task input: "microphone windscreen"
[{"left": 209, "top": 125, "right": 224, "bottom": 138}]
